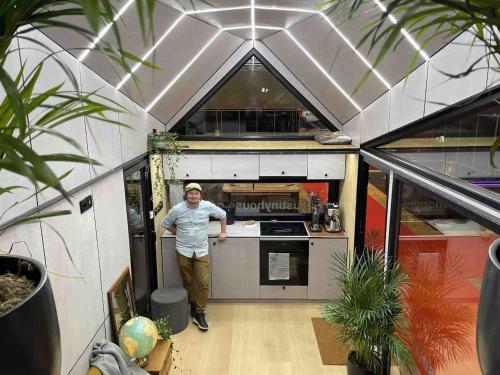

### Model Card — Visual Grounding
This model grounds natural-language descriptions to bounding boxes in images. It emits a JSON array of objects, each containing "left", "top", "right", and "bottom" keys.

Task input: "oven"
[{"left": 259, "top": 238, "right": 309, "bottom": 286}]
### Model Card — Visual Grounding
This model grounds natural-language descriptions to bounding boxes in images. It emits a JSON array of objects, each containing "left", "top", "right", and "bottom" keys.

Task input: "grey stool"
[{"left": 151, "top": 287, "right": 188, "bottom": 334}]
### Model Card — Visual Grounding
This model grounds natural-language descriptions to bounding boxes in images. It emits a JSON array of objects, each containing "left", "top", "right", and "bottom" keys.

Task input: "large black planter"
[
  {"left": 0, "top": 255, "right": 61, "bottom": 375},
  {"left": 477, "top": 239, "right": 500, "bottom": 375},
  {"left": 347, "top": 351, "right": 377, "bottom": 375}
]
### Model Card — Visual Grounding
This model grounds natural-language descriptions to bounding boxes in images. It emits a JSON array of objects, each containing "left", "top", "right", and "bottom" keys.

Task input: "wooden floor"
[{"left": 169, "top": 302, "right": 347, "bottom": 375}]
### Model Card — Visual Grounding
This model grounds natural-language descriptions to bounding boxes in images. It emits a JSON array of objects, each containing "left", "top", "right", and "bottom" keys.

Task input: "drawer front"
[
  {"left": 164, "top": 154, "right": 211, "bottom": 180},
  {"left": 211, "top": 154, "right": 259, "bottom": 180},
  {"left": 259, "top": 154, "right": 307, "bottom": 176},
  {"left": 259, "top": 285, "right": 308, "bottom": 299},
  {"left": 307, "top": 154, "right": 345, "bottom": 180}
]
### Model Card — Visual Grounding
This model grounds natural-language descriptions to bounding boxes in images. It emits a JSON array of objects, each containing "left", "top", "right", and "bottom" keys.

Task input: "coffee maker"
[
  {"left": 324, "top": 202, "right": 341, "bottom": 232},
  {"left": 309, "top": 196, "right": 321, "bottom": 232}
]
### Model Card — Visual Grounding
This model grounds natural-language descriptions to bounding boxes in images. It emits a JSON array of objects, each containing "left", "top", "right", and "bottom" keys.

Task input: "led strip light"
[
  {"left": 373, "top": 0, "right": 430, "bottom": 60},
  {"left": 145, "top": 30, "right": 222, "bottom": 112},
  {"left": 285, "top": 30, "right": 361, "bottom": 111},
  {"left": 251, "top": 0, "right": 256, "bottom": 41},
  {"left": 78, "top": 0, "right": 134, "bottom": 62},
  {"left": 319, "top": 14, "right": 391, "bottom": 89},
  {"left": 117, "top": 13, "right": 185, "bottom": 90},
  {"left": 185, "top": 6, "right": 251, "bottom": 15}
]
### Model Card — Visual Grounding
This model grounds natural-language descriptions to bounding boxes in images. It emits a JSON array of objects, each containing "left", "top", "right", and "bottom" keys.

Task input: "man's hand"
[{"left": 218, "top": 232, "right": 227, "bottom": 241}]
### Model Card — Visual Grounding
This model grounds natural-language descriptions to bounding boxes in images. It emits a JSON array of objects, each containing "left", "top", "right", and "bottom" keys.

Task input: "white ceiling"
[{"left": 41, "top": 0, "right": 454, "bottom": 128}]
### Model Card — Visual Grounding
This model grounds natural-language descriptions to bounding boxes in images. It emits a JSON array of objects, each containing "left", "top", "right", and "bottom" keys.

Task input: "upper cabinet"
[
  {"left": 164, "top": 153, "right": 347, "bottom": 180},
  {"left": 164, "top": 154, "right": 212, "bottom": 180},
  {"left": 259, "top": 154, "right": 308, "bottom": 177},
  {"left": 307, "top": 154, "right": 345, "bottom": 180},
  {"left": 211, "top": 154, "right": 259, "bottom": 180}
]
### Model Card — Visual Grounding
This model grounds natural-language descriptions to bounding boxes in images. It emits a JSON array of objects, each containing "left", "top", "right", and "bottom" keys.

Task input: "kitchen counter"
[
  {"left": 305, "top": 222, "right": 348, "bottom": 238},
  {"left": 162, "top": 220, "right": 348, "bottom": 239},
  {"left": 161, "top": 220, "right": 261, "bottom": 238}
]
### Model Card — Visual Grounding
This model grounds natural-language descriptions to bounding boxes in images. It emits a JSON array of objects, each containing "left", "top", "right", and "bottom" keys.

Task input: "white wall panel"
[
  {"left": 80, "top": 64, "right": 122, "bottom": 178},
  {"left": 361, "top": 93, "right": 390, "bottom": 143},
  {"left": 19, "top": 31, "right": 90, "bottom": 204},
  {"left": 42, "top": 188, "right": 104, "bottom": 374},
  {"left": 91, "top": 170, "right": 131, "bottom": 318},
  {"left": 67, "top": 323, "right": 105, "bottom": 375},
  {"left": 0, "top": 222, "right": 45, "bottom": 265},
  {"left": 487, "top": 51, "right": 500, "bottom": 89},
  {"left": 342, "top": 113, "right": 361, "bottom": 147},
  {"left": 425, "top": 32, "right": 488, "bottom": 116},
  {"left": 389, "top": 62, "right": 428, "bottom": 131},
  {"left": 117, "top": 92, "right": 149, "bottom": 163}
]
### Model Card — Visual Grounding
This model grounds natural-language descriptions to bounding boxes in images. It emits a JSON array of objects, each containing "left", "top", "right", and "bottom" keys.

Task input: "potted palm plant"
[
  {"left": 321, "top": 249, "right": 413, "bottom": 375},
  {"left": 0, "top": 1, "right": 156, "bottom": 374}
]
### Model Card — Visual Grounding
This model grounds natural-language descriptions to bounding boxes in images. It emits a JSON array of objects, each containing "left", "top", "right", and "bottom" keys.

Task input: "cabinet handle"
[
  {"left": 311, "top": 242, "right": 314, "bottom": 246},
  {"left": 324, "top": 173, "right": 328, "bottom": 177},
  {"left": 186, "top": 173, "right": 189, "bottom": 177},
  {"left": 233, "top": 173, "right": 237, "bottom": 177},
  {"left": 282, "top": 286, "right": 286, "bottom": 290},
  {"left": 212, "top": 241, "right": 216, "bottom": 246},
  {"left": 281, "top": 171, "right": 285, "bottom": 175}
]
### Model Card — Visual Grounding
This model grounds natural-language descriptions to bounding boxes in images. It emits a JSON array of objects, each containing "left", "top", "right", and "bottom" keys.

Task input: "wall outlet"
[{"left": 79, "top": 195, "right": 93, "bottom": 214}]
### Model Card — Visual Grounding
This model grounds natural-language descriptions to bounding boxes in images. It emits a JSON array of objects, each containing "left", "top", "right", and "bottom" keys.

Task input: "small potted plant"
[{"left": 321, "top": 250, "right": 413, "bottom": 375}]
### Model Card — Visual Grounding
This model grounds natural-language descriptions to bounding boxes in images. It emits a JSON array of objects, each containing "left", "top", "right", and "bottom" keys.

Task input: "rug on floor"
[{"left": 311, "top": 317, "right": 350, "bottom": 365}]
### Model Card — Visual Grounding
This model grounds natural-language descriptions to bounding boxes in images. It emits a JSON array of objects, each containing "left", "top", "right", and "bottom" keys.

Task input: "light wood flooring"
[{"left": 169, "top": 302, "right": 347, "bottom": 375}]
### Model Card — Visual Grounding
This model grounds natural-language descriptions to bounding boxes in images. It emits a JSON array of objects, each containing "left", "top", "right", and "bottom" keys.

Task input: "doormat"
[{"left": 311, "top": 317, "right": 350, "bottom": 365}]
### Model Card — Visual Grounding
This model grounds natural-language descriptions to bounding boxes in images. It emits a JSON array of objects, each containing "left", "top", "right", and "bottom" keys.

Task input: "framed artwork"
[{"left": 107, "top": 267, "right": 137, "bottom": 343}]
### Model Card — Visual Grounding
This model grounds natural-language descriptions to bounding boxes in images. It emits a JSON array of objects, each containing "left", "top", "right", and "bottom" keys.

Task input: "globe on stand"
[{"left": 119, "top": 316, "right": 158, "bottom": 367}]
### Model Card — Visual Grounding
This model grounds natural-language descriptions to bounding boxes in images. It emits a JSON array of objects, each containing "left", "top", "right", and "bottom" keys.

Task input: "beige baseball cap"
[{"left": 184, "top": 182, "right": 202, "bottom": 192}]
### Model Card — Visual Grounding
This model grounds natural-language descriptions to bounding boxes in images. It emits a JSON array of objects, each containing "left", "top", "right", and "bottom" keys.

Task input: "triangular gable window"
[{"left": 170, "top": 52, "right": 335, "bottom": 137}]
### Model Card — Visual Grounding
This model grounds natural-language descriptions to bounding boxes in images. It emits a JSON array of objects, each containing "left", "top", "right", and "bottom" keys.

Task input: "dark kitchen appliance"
[
  {"left": 309, "top": 196, "right": 321, "bottom": 232},
  {"left": 260, "top": 238, "right": 309, "bottom": 286},
  {"left": 260, "top": 221, "right": 308, "bottom": 236}
]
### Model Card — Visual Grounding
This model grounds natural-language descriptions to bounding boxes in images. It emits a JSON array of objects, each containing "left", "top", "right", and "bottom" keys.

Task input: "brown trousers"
[{"left": 176, "top": 252, "right": 210, "bottom": 313}]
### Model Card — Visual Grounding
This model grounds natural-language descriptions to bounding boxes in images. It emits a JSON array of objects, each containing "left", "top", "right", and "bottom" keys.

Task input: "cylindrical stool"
[{"left": 151, "top": 287, "right": 188, "bottom": 334}]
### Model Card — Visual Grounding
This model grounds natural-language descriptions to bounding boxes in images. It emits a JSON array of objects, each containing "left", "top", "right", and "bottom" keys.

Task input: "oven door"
[{"left": 260, "top": 238, "right": 309, "bottom": 286}]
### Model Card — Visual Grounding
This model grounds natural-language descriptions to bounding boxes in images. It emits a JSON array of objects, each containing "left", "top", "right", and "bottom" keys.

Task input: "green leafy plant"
[
  {"left": 320, "top": 0, "right": 500, "bottom": 165},
  {"left": 148, "top": 131, "right": 184, "bottom": 182},
  {"left": 0, "top": 0, "right": 157, "bottom": 233},
  {"left": 154, "top": 316, "right": 172, "bottom": 341},
  {"left": 321, "top": 250, "right": 413, "bottom": 373}
]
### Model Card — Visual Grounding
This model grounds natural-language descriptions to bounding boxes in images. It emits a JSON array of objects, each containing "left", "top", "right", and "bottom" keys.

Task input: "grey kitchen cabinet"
[
  {"left": 308, "top": 238, "right": 347, "bottom": 299},
  {"left": 211, "top": 154, "right": 259, "bottom": 180},
  {"left": 161, "top": 236, "right": 212, "bottom": 298},
  {"left": 163, "top": 154, "right": 212, "bottom": 180},
  {"left": 307, "top": 154, "right": 345, "bottom": 180},
  {"left": 210, "top": 238, "right": 260, "bottom": 299},
  {"left": 259, "top": 154, "right": 307, "bottom": 177}
]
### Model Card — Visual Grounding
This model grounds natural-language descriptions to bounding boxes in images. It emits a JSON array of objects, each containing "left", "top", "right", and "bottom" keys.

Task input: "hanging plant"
[{"left": 147, "top": 131, "right": 184, "bottom": 183}]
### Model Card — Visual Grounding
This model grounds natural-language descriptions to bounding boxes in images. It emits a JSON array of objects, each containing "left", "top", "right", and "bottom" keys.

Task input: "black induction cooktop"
[{"left": 260, "top": 221, "right": 308, "bottom": 236}]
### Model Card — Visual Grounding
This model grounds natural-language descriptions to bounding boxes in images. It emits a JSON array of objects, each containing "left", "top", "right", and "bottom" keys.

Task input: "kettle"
[{"left": 324, "top": 203, "right": 341, "bottom": 232}]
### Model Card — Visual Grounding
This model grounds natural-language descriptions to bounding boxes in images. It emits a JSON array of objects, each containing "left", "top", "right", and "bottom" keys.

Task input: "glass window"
[
  {"left": 170, "top": 55, "right": 332, "bottom": 137},
  {"left": 380, "top": 101, "right": 500, "bottom": 197},
  {"left": 364, "top": 166, "right": 388, "bottom": 251},
  {"left": 395, "top": 182, "right": 499, "bottom": 375}
]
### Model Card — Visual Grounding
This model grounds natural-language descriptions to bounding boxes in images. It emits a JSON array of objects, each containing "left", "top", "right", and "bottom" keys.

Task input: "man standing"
[{"left": 161, "top": 183, "right": 226, "bottom": 331}]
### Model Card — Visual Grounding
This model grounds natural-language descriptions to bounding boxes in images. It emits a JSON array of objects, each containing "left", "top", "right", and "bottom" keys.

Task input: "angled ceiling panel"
[
  {"left": 256, "top": 0, "right": 323, "bottom": 10},
  {"left": 254, "top": 8, "right": 314, "bottom": 29},
  {"left": 263, "top": 31, "right": 359, "bottom": 123},
  {"left": 149, "top": 32, "right": 245, "bottom": 123},
  {"left": 288, "top": 14, "right": 387, "bottom": 110},
  {"left": 120, "top": 16, "right": 223, "bottom": 106},
  {"left": 189, "top": 9, "right": 251, "bottom": 29},
  {"left": 226, "top": 28, "right": 280, "bottom": 40},
  {"left": 158, "top": 0, "right": 249, "bottom": 13}
]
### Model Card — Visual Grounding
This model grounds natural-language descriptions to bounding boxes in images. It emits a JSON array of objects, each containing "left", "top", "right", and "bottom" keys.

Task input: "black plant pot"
[
  {"left": 347, "top": 351, "right": 377, "bottom": 375},
  {"left": 0, "top": 255, "right": 61, "bottom": 375},
  {"left": 477, "top": 239, "right": 500, "bottom": 375}
]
